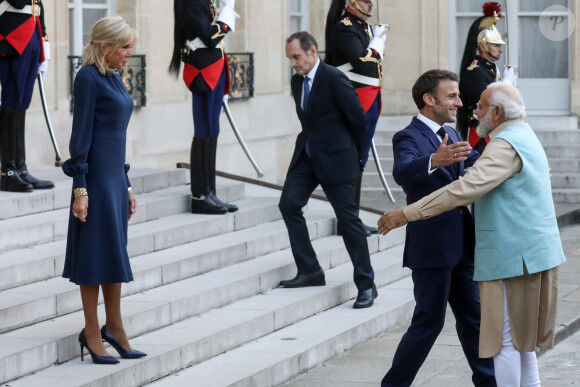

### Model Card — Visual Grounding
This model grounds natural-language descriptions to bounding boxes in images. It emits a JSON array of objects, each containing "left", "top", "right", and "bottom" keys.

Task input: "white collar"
[
  {"left": 416, "top": 112, "right": 445, "bottom": 136},
  {"left": 305, "top": 58, "right": 320, "bottom": 82}
]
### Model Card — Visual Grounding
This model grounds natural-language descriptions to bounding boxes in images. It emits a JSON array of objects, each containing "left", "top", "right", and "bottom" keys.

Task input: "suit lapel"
[
  {"left": 412, "top": 118, "right": 458, "bottom": 179},
  {"left": 412, "top": 117, "right": 440, "bottom": 151},
  {"left": 447, "top": 129, "right": 465, "bottom": 176},
  {"left": 292, "top": 75, "right": 306, "bottom": 121},
  {"left": 305, "top": 60, "right": 323, "bottom": 114}
]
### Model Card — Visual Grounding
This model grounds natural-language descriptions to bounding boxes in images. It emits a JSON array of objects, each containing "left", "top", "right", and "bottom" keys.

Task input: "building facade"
[{"left": 17, "top": 0, "right": 580, "bottom": 185}]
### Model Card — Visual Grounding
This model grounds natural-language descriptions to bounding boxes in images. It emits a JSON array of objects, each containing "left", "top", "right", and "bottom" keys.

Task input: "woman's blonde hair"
[{"left": 82, "top": 16, "right": 138, "bottom": 75}]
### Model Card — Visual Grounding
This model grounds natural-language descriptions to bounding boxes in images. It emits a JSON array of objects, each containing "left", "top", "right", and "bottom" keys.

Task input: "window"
[
  {"left": 68, "top": 0, "right": 114, "bottom": 55},
  {"left": 449, "top": 0, "right": 506, "bottom": 72},
  {"left": 289, "top": 0, "right": 308, "bottom": 34}
]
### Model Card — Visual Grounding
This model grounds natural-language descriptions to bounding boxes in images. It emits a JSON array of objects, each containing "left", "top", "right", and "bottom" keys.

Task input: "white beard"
[{"left": 476, "top": 110, "right": 494, "bottom": 137}]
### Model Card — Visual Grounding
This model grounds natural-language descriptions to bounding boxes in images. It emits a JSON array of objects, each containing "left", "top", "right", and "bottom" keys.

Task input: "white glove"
[
  {"left": 373, "top": 24, "right": 389, "bottom": 40},
  {"left": 187, "top": 38, "right": 207, "bottom": 51},
  {"left": 38, "top": 41, "right": 50, "bottom": 81},
  {"left": 502, "top": 65, "right": 518, "bottom": 86},
  {"left": 223, "top": 93, "right": 229, "bottom": 103},
  {"left": 368, "top": 24, "right": 389, "bottom": 59},
  {"left": 217, "top": 0, "right": 240, "bottom": 32},
  {"left": 368, "top": 37, "right": 386, "bottom": 59}
]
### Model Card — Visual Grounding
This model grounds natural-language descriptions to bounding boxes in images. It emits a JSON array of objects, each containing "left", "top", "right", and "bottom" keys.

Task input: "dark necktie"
[
  {"left": 302, "top": 75, "right": 310, "bottom": 112},
  {"left": 437, "top": 127, "right": 453, "bottom": 145},
  {"left": 436, "top": 127, "right": 458, "bottom": 177},
  {"left": 303, "top": 76, "right": 311, "bottom": 156}
]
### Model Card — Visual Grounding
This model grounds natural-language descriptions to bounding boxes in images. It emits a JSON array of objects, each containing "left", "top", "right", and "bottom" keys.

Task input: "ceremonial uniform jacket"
[
  {"left": 326, "top": 12, "right": 381, "bottom": 112},
  {"left": 175, "top": 0, "right": 230, "bottom": 94},
  {"left": 0, "top": 0, "right": 45, "bottom": 59},
  {"left": 457, "top": 54, "right": 499, "bottom": 136}
]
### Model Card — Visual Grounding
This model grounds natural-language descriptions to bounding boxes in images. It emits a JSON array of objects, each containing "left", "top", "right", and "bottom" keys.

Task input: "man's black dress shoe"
[
  {"left": 353, "top": 283, "right": 378, "bottom": 309},
  {"left": 191, "top": 196, "right": 228, "bottom": 214},
  {"left": 279, "top": 269, "right": 325, "bottom": 288},
  {"left": 363, "top": 223, "right": 379, "bottom": 236},
  {"left": 337, "top": 222, "right": 378, "bottom": 237}
]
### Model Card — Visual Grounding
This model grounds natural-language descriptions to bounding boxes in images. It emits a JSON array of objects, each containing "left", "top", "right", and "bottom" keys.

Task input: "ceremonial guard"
[
  {"left": 457, "top": 2, "right": 515, "bottom": 154},
  {"left": 325, "top": 0, "right": 387, "bottom": 235},
  {"left": 169, "top": 0, "right": 239, "bottom": 214},
  {"left": 0, "top": 0, "right": 53, "bottom": 192}
]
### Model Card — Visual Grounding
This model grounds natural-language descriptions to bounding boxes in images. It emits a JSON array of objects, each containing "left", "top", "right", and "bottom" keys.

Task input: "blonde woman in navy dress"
[{"left": 62, "top": 16, "right": 146, "bottom": 364}]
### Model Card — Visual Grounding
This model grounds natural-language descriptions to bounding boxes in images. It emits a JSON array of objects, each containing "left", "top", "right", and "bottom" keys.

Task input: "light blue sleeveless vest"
[{"left": 473, "top": 122, "right": 565, "bottom": 281}]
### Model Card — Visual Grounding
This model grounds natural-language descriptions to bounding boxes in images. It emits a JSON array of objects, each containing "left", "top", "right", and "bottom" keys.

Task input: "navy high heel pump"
[
  {"left": 78, "top": 329, "right": 119, "bottom": 364},
  {"left": 101, "top": 326, "right": 147, "bottom": 359}
]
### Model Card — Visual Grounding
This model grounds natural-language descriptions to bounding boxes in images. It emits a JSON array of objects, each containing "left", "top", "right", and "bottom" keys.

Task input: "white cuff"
[
  {"left": 217, "top": 5, "right": 239, "bottom": 32},
  {"left": 43, "top": 41, "right": 50, "bottom": 61},
  {"left": 428, "top": 154, "right": 438, "bottom": 174},
  {"left": 187, "top": 38, "right": 207, "bottom": 51}
]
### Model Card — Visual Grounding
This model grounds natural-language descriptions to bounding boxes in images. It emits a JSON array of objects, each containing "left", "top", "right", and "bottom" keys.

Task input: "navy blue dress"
[{"left": 62, "top": 65, "right": 134, "bottom": 285}]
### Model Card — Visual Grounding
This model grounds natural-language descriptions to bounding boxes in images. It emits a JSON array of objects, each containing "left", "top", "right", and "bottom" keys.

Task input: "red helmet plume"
[{"left": 482, "top": 2, "right": 502, "bottom": 19}]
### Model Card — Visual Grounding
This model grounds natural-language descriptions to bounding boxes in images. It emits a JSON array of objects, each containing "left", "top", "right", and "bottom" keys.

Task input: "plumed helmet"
[{"left": 477, "top": 2, "right": 506, "bottom": 47}]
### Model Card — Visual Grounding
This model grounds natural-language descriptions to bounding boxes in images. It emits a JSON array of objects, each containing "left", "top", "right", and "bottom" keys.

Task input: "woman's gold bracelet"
[{"left": 74, "top": 188, "right": 88, "bottom": 198}]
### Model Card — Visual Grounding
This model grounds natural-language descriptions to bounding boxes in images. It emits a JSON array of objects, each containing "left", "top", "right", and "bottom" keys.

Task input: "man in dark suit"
[
  {"left": 381, "top": 70, "right": 496, "bottom": 386},
  {"left": 279, "top": 31, "right": 377, "bottom": 309}
]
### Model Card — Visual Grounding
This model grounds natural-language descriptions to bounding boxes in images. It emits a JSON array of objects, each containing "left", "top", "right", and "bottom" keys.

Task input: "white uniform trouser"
[{"left": 493, "top": 282, "right": 541, "bottom": 386}]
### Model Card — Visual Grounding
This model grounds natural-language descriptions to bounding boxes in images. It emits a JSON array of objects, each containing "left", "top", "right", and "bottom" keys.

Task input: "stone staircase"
[
  {"left": 1, "top": 167, "right": 412, "bottom": 386},
  {"left": 361, "top": 115, "right": 580, "bottom": 210}
]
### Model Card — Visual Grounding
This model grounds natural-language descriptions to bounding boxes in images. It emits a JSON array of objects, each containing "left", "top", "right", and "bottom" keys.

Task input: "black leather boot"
[
  {"left": 190, "top": 137, "right": 227, "bottom": 214},
  {"left": 0, "top": 107, "right": 33, "bottom": 192},
  {"left": 207, "top": 137, "right": 238, "bottom": 212},
  {"left": 15, "top": 109, "right": 54, "bottom": 189}
]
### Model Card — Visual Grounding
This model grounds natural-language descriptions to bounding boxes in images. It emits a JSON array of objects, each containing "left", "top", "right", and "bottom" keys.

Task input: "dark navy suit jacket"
[
  {"left": 288, "top": 61, "right": 367, "bottom": 185},
  {"left": 392, "top": 116, "right": 480, "bottom": 270}
]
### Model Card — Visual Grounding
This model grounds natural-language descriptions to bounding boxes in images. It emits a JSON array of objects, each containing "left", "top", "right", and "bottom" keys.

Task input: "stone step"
[
  {"left": 525, "top": 116, "right": 578, "bottom": 131},
  {"left": 375, "top": 143, "right": 393, "bottom": 156},
  {"left": 547, "top": 159, "right": 580, "bottom": 174},
  {"left": 364, "top": 157, "right": 395, "bottom": 174},
  {"left": 0, "top": 196, "right": 283, "bottom": 333},
  {"left": 543, "top": 144, "right": 580, "bottom": 159},
  {"left": 552, "top": 189, "right": 580, "bottom": 204},
  {"left": 362, "top": 172, "right": 398, "bottom": 189},
  {"left": 1, "top": 231, "right": 407, "bottom": 384},
  {"left": 0, "top": 182, "right": 246, "bottom": 292},
  {"left": 551, "top": 173, "right": 580, "bottom": 190},
  {"left": 534, "top": 129, "right": 580, "bottom": 143},
  {"left": 0, "top": 181, "right": 242, "bottom": 254},
  {"left": 145, "top": 278, "right": 414, "bottom": 387},
  {"left": 0, "top": 168, "right": 190, "bottom": 221},
  {"left": 0, "top": 222, "right": 336, "bottom": 383},
  {"left": 359, "top": 187, "right": 407, "bottom": 212}
]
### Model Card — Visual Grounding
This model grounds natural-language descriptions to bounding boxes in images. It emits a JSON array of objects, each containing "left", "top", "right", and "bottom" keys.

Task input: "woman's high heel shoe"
[
  {"left": 78, "top": 329, "right": 119, "bottom": 364},
  {"left": 101, "top": 326, "right": 147, "bottom": 359}
]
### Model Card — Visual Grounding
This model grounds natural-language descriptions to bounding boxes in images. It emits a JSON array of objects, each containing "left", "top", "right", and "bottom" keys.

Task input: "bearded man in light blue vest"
[{"left": 377, "top": 82, "right": 566, "bottom": 386}]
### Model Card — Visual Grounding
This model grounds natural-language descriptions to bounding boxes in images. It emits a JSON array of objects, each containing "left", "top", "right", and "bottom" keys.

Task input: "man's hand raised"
[{"left": 431, "top": 134, "right": 472, "bottom": 169}]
